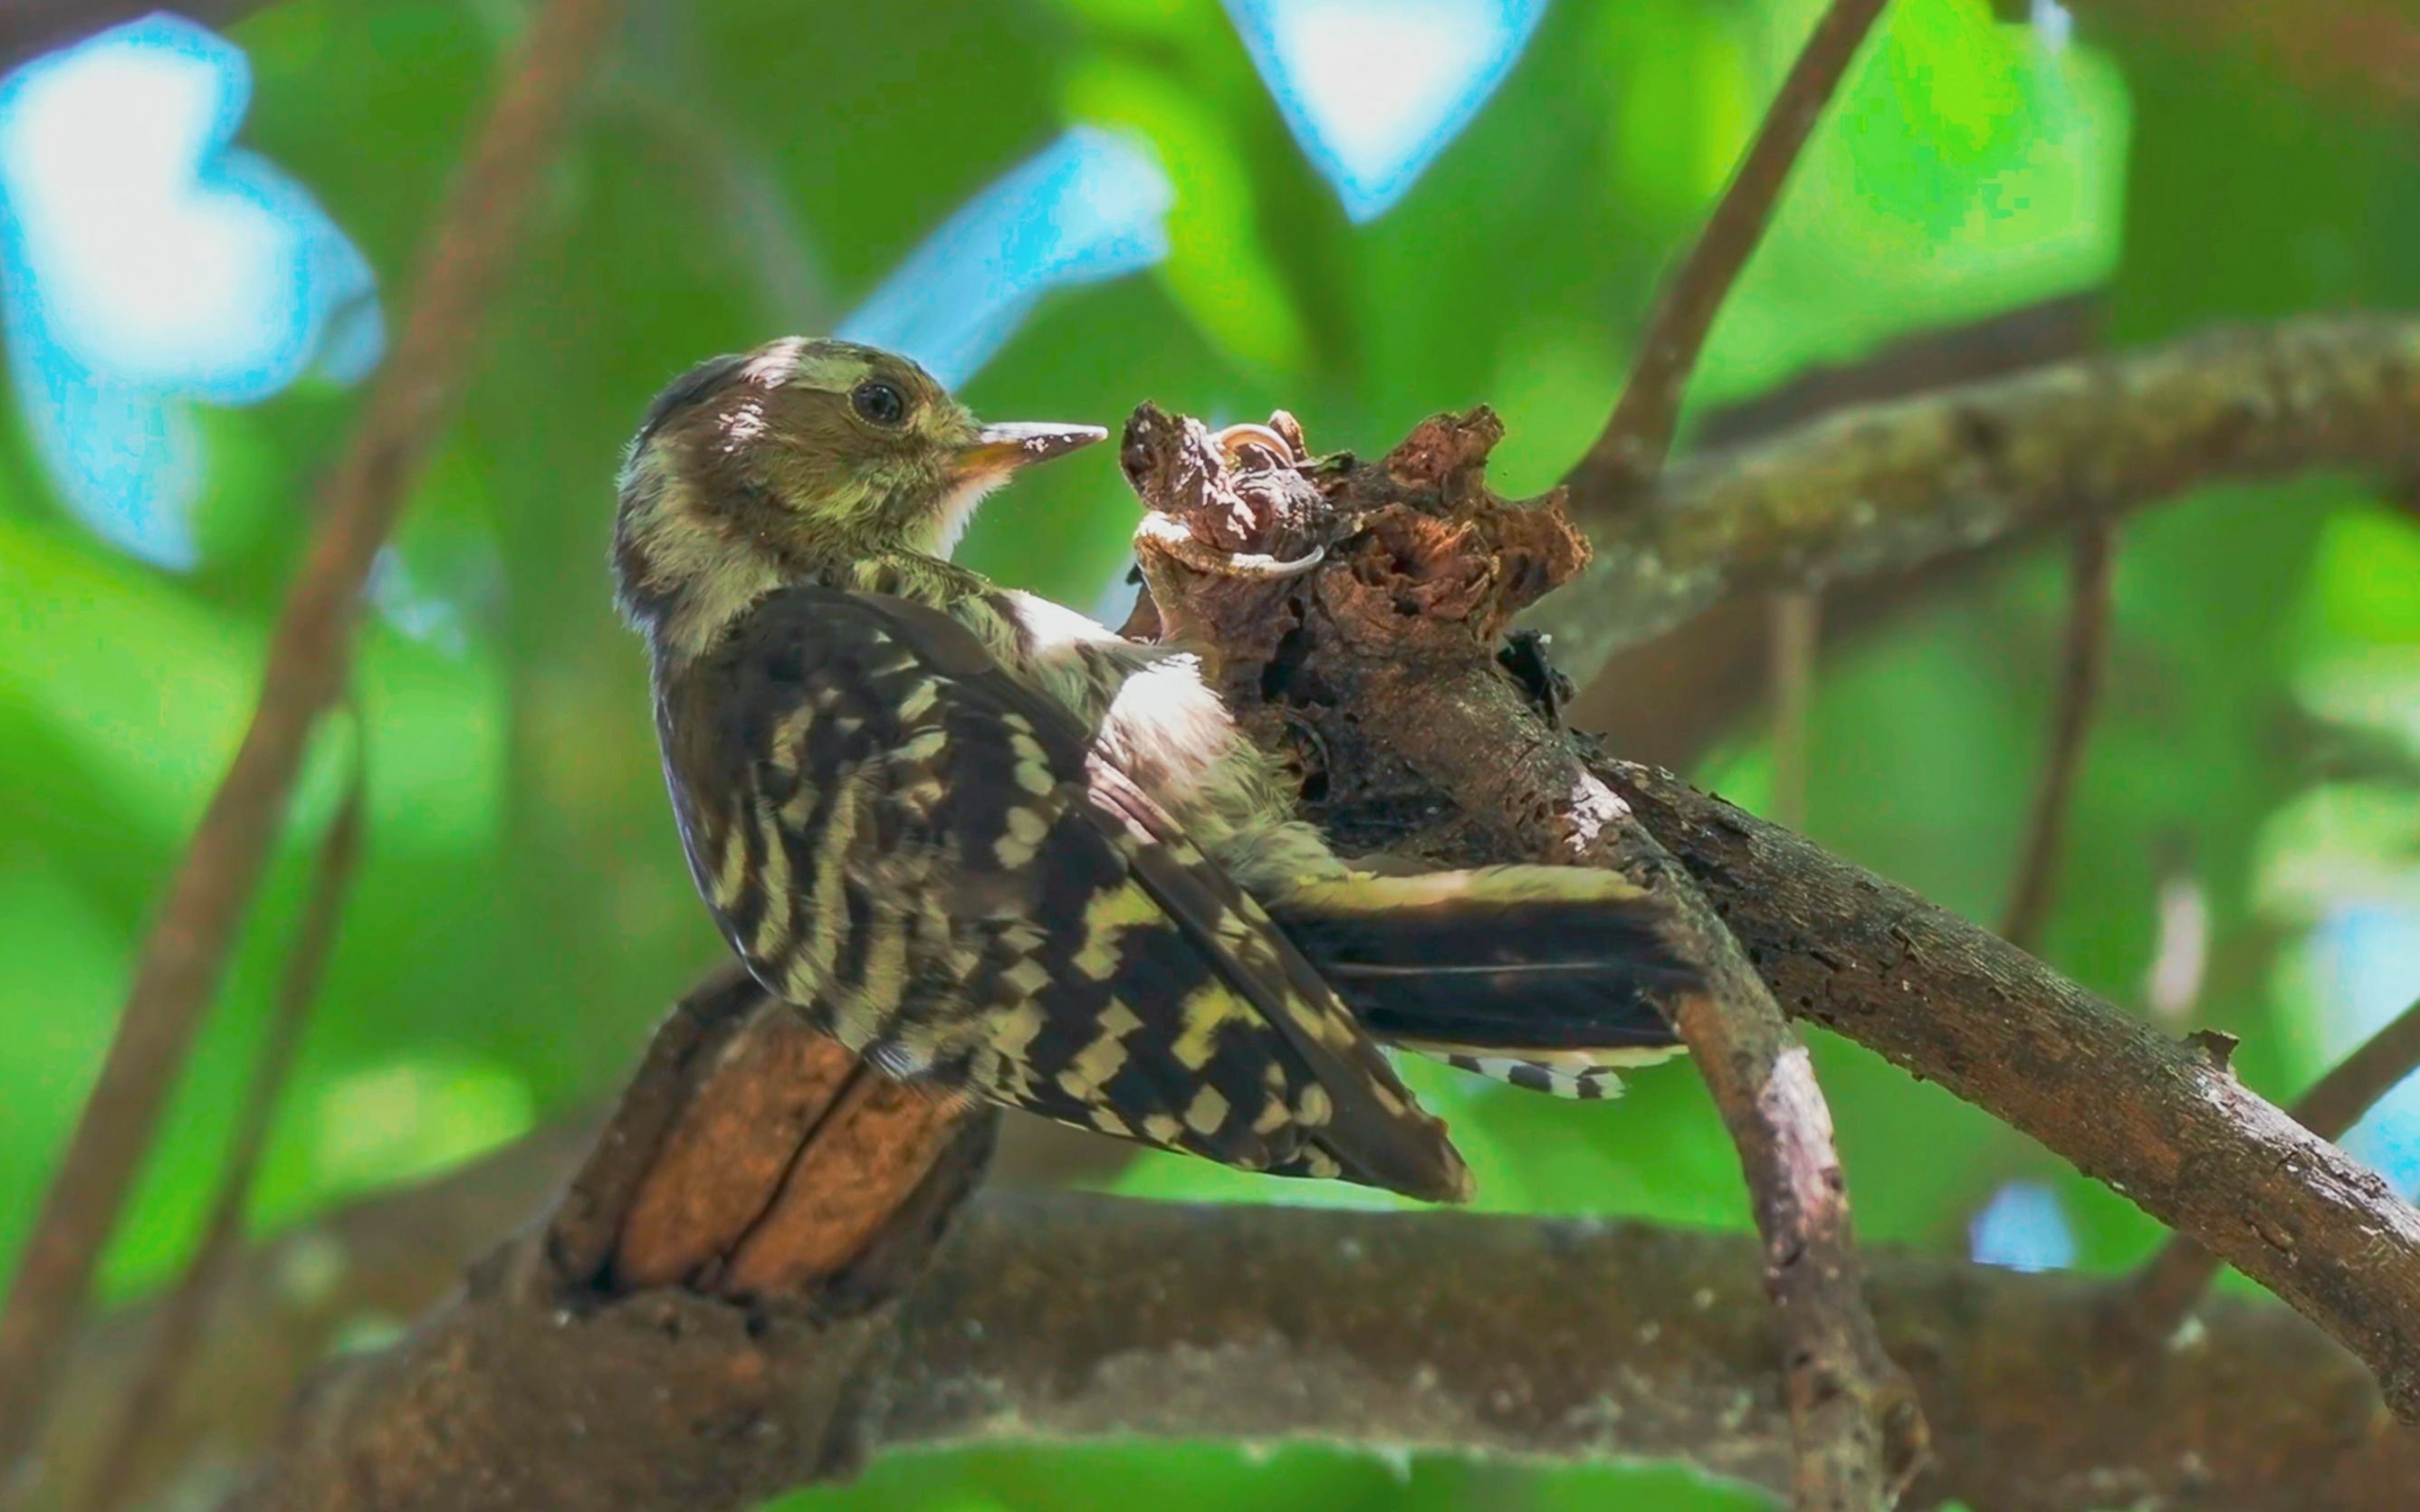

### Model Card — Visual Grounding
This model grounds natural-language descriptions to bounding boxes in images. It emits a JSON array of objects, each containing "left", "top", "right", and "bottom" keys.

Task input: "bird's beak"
[{"left": 952, "top": 422, "right": 1108, "bottom": 483}]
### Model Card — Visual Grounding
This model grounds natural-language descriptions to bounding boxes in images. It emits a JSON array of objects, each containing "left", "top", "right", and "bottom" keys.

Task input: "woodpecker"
[{"left": 614, "top": 338, "right": 1691, "bottom": 1202}]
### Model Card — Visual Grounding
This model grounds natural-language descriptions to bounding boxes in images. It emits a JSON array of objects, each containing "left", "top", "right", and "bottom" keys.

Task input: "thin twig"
[
  {"left": 2128, "top": 993, "right": 2420, "bottom": 1339},
  {"left": 607, "top": 0, "right": 829, "bottom": 330},
  {"left": 1661, "top": 911, "right": 1925, "bottom": 1508},
  {"left": 1769, "top": 590, "right": 1821, "bottom": 830},
  {"left": 1567, "top": 0, "right": 1892, "bottom": 507},
  {"left": 1998, "top": 524, "right": 2117, "bottom": 951},
  {"left": 0, "top": 0, "right": 627, "bottom": 1472},
  {"left": 73, "top": 724, "right": 368, "bottom": 1512}
]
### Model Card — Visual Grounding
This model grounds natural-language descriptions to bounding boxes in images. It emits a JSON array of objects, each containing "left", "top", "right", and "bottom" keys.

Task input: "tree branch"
[
  {"left": 0, "top": 0, "right": 627, "bottom": 1474},
  {"left": 1386, "top": 662, "right": 1923, "bottom": 1507},
  {"left": 41, "top": 1129, "right": 2420, "bottom": 1512},
  {"left": 37, "top": 1120, "right": 599, "bottom": 1511},
  {"left": 1569, "top": 0, "right": 1892, "bottom": 506},
  {"left": 1541, "top": 315, "right": 2420, "bottom": 690},
  {"left": 1998, "top": 524, "right": 2117, "bottom": 952},
  {"left": 1602, "top": 759, "right": 2420, "bottom": 1417},
  {"left": 72, "top": 733, "right": 367, "bottom": 1512},
  {"left": 80, "top": 334, "right": 2420, "bottom": 1507},
  {"left": 2128, "top": 993, "right": 2420, "bottom": 1340},
  {"left": 212, "top": 970, "right": 993, "bottom": 1512}
]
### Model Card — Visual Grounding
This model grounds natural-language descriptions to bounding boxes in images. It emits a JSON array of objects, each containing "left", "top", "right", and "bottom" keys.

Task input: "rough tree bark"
[{"left": 165, "top": 981, "right": 2416, "bottom": 1512}]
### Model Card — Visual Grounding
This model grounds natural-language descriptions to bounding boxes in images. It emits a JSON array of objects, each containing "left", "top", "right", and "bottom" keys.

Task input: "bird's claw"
[
  {"left": 1134, "top": 514, "right": 1326, "bottom": 580},
  {"left": 1228, "top": 542, "right": 1327, "bottom": 579},
  {"left": 1213, "top": 422, "right": 1299, "bottom": 469}
]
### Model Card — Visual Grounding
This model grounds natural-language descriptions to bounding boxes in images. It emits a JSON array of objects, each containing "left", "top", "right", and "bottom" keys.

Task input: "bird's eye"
[{"left": 851, "top": 379, "right": 909, "bottom": 426}]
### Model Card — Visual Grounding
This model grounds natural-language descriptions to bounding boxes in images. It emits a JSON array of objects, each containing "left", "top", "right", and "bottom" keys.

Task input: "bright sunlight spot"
[
  {"left": 837, "top": 126, "right": 1172, "bottom": 389},
  {"left": 0, "top": 15, "right": 378, "bottom": 566},
  {"left": 1967, "top": 1181, "right": 2078, "bottom": 1272},
  {"left": 1224, "top": 0, "right": 1546, "bottom": 222},
  {"left": 2316, "top": 903, "right": 2420, "bottom": 1194}
]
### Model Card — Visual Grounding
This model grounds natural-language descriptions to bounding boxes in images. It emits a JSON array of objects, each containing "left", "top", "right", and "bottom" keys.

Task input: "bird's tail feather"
[{"left": 1267, "top": 866, "right": 1697, "bottom": 1099}]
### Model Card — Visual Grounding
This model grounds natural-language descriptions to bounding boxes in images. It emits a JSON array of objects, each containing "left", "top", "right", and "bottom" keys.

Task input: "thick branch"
[
  {"left": 1542, "top": 315, "right": 2420, "bottom": 686},
  {"left": 42, "top": 1153, "right": 2420, "bottom": 1512},
  {"left": 906, "top": 1199, "right": 2412, "bottom": 1512},
  {"left": 215, "top": 968, "right": 992, "bottom": 1512},
  {"left": 2129, "top": 994, "right": 2420, "bottom": 1338},
  {"left": 1603, "top": 759, "right": 2420, "bottom": 1417}
]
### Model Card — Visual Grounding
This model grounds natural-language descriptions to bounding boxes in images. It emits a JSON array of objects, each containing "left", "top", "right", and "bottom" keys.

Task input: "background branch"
[
  {"left": 1568, "top": 0, "right": 1891, "bottom": 506},
  {"left": 1542, "top": 315, "right": 2420, "bottom": 691},
  {"left": 1568, "top": 294, "right": 2103, "bottom": 763},
  {"left": 0, "top": 0, "right": 627, "bottom": 1473},
  {"left": 0, "top": 2, "right": 273, "bottom": 71},
  {"left": 2023, "top": 0, "right": 2420, "bottom": 114},
  {"left": 72, "top": 732, "right": 367, "bottom": 1512},
  {"left": 1998, "top": 524, "right": 2117, "bottom": 952},
  {"left": 1768, "top": 590, "right": 1821, "bottom": 831}
]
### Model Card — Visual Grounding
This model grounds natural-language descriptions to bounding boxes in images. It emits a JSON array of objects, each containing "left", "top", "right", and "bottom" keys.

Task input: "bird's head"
[{"left": 613, "top": 336, "right": 1104, "bottom": 658}]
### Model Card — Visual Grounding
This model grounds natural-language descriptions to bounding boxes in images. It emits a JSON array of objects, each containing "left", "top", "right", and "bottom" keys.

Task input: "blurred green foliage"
[{"left": 5, "top": 1, "right": 2419, "bottom": 1508}]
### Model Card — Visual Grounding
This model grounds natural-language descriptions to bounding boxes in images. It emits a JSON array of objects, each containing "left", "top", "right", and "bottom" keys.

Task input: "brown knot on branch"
[
  {"left": 1120, "top": 404, "right": 1596, "bottom": 849},
  {"left": 1122, "top": 402, "right": 1586, "bottom": 665}
]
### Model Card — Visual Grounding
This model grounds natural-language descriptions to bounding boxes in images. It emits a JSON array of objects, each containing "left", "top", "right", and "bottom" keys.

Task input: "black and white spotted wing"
[{"left": 655, "top": 583, "right": 1472, "bottom": 1202}]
